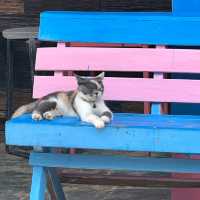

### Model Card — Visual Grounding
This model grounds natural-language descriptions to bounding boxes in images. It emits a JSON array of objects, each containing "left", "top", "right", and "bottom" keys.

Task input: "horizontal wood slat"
[
  {"left": 39, "top": 11, "right": 200, "bottom": 45},
  {"left": 6, "top": 113, "right": 200, "bottom": 153},
  {"left": 60, "top": 170, "right": 200, "bottom": 188},
  {"left": 35, "top": 47, "right": 200, "bottom": 73},
  {"left": 33, "top": 76, "right": 200, "bottom": 103},
  {"left": 30, "top": 153, "right": 200, "bottom": 174}
]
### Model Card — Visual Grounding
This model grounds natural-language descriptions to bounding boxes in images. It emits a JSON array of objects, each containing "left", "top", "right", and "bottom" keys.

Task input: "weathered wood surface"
[
  {"left": 0, "top": 88, "right": 32, "bottom": 142},
  {"left": 24, "top": 0, "right": 171, "bottom": 14},
  {"left": 0, "top": 0, "right": 24, "bottom": 14},
  {"left": 0, "top": 88, "right": 32, "bottom": 117},
  {"left": 0, "top": 144, "right": 171, "bottom": 200},
  {"left": 0, "top": 12, "right": 38, "bottom": 128},
  {"left": 61, "top": 170, "right": 200, "bottom": 188},
  {"left": 101, "top": 0, "right": 171, "bottom": 11}
]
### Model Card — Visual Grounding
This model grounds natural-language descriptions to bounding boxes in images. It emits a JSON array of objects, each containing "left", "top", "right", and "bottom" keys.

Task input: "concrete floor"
[{"left": 0, "top": 147, "right": 170, "bottom": 200}]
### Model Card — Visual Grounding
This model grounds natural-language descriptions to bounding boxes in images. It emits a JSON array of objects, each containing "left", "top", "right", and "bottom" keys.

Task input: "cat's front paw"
[
  {"left": 43, "top": 111, "right": 54, "bottom": 120},
  {"left": 32, "top": 113, "right": 42, "bottom": 121},
  {"left": 94, "top": 119, "right": 105, "bottom": 129},
  {"left": 101, "top": 115, "right": 111, "bottom": 123}
]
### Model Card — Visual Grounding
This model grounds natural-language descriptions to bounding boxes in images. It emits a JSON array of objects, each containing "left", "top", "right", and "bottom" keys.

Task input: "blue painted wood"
[
  {"left": 29, "top": 153, "right": 200, "bottom": 174},
  {"left": 5, "top": 113, "right": 200, "bottom": 154},
  {"left": 47, "top": 168, "right": 66, "bottom": 200},
  {"left": 151, "top": 73, "right": 163, "bottom": 115},
  {"left": 173, "top": 0, "right": 200, "bottom": 14},
  {"left": 151, "top": 103, "right": 160, "bottom": 115},
  {"left": 30, "top": 166, "right": 46, "bottom": 200},
  {"left": 38, "top": 11, "right": 200, "bottom": 46}
]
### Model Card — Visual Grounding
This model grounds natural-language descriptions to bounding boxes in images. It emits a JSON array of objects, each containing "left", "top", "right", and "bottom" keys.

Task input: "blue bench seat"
[{"left": 6, "top": 113, "right": 200, "bottom": 154}]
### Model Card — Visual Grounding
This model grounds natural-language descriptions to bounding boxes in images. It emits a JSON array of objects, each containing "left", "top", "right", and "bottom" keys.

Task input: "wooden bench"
[{"left": 5, "top": 2, "right": 200, "bottom": 199}]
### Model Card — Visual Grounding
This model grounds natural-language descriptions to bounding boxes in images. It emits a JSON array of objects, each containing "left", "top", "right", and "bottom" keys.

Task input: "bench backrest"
[
  {"left": 33, "top": 44, "right": 200, "bottom": 105},
  {"left": 34, "top": 11, "right": 200, "bottom": 112}
]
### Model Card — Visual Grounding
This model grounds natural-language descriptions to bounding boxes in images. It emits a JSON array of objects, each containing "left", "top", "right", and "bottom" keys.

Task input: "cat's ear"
[
  {"left": 74, "top": 73, "right": 86, "bottom": 84},
  {"left": 95, "top": 72, "right": 105, "bottom": 81}
]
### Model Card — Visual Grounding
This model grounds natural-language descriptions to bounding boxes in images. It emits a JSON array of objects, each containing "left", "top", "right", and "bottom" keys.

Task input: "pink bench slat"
[
  {"left": 69, "top": 42, "right": 146, "bottom": 47},
  {"left": 33, "top": 76, "right": 200, "bottom": 103},
  {"left": 35, "top": 47, "right": 200, "bottom": 73}
]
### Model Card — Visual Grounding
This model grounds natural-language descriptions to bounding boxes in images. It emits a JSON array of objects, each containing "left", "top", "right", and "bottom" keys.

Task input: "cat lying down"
[{"left": 12, "top": 72, "right": 113, "bottom": 129}]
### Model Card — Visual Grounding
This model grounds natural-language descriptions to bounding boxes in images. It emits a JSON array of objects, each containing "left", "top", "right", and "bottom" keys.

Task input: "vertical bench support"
[
  {"left": 31, "top": 147, "right": 66, "bottom": 199},
  {"left": 57, "top": 42, "right": 75, "bottom": 155},
  {"left": 30, "top": 166, "right": 47, "bottom": 200},
  {"left": 47, "top": 168, "right": 66, "bottom": 200},
  {"left": 151, "top": 46, "right": 165, "bottom": 115}
]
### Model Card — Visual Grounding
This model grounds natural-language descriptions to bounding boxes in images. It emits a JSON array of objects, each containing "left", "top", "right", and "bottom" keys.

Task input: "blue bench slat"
[
  {"left": 30, "top": 152, "right": 200, "bottom": 174},
  {"left": 6, "top": 113, "right": 200, "bottom": 154},
  {"left": 39, "top": 11, "right": 200, "bottom": 46},
  {"left": 173, "top": 0, "right": 200, "bottom": 14}
]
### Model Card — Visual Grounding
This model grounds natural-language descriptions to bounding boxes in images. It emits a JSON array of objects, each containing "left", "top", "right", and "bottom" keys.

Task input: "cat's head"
[{"left": 75, "top": 72, "right": 104, "bottom": 102}]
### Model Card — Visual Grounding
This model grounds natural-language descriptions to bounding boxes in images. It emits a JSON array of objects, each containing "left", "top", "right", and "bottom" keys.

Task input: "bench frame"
[{"left": 5, "top": 41, "right": 200, "bottom": 200}]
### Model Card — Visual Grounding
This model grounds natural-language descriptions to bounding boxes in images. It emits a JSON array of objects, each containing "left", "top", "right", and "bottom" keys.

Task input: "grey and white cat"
[{"left": 12, "top": 72, "right": 112, "bottom": 128}]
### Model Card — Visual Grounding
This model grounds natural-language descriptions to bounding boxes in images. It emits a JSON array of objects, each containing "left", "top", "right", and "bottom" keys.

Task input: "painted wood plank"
[
  {"left": 35, "top": 47, "right": 200, "bottom": 73},
  {"left": 10, "top": 113, "right": 200, "bottom": 130},
  {"left": 173, "top": 0, "right": 200, "bottom": 14},
  {"left": 60, "top": 170, "right": 200, "bottom": 188},
  {"left": 39, "top": 11, "right": 200, "bottom": 45},
  {"left": 30, "top": 166, "right": 46, "bottom": 200},
  {"left": 29, "top": 153, "right": 200, "bottom": 174},
  {"left": 35, "top": 47, "right": 170, "bottom": 71},
  {"left": 150, "top": 69, "right": 164, "bottom": 115},
  {"left": 33, "top": 76, "right": 200, "bottom": 103},
  {"left": 5, "top": 113, "right": 200, "bottom": 153}
]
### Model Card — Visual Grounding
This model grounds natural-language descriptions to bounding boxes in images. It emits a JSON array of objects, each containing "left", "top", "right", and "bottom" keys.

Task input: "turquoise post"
[{"left": 30, "top": 166, "right": 46, "bottom": 200}]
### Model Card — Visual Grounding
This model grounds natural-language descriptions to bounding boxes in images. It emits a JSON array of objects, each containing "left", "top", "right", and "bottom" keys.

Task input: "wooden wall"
[
  {"left": 0, "top": 0, "right": 171, "bottom": 142},
  {"left": 0, "top": 0, "right": 24, "bottom": 14},
  {"left": 24, "top": 0, "right": 171, "bottom": 13}
]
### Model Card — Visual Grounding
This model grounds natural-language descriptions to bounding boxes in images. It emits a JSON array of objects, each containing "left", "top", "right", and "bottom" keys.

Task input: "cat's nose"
[{"left": 95, "top": 92, "right": 98, "bottom": 96}]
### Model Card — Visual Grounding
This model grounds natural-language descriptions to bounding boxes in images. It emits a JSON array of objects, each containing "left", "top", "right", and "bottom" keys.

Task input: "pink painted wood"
[
  {"left": 35, "top": 47, "right": 200, "bottom": 73},
  {"left": 33, "top": 76, "right": 200, "bottom": 103}
]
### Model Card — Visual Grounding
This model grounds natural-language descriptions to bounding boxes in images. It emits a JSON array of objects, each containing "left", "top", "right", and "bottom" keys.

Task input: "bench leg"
[
  {"left": 47, "top": 168, "right": 66, "bottom": 200},
  {"left": 30, "top": 166, "right": 47, "bottom": 200}
]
